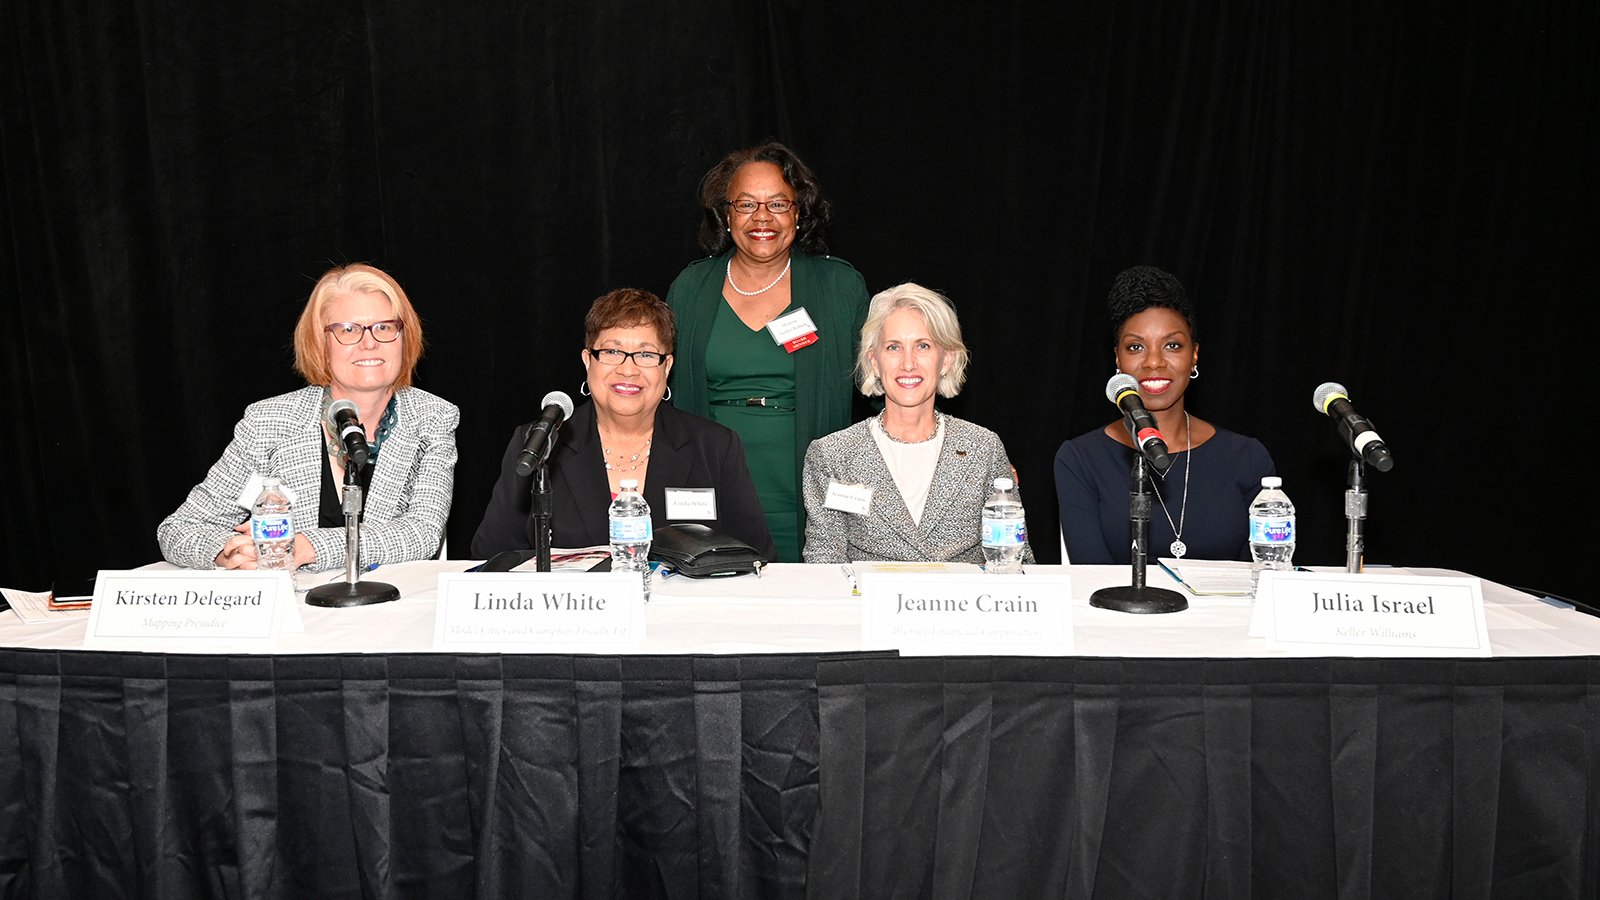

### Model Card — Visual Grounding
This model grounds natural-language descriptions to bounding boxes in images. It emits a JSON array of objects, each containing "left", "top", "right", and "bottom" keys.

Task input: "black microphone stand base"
[
  {"left": 305, "top": 580, "right": 401, "bottom": 608},
  {"left": 1090, "top": 585, "right": 1188, "bottom": 614}
]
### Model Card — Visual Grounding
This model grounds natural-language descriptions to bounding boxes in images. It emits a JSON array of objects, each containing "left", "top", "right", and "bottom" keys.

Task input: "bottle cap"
[
  {"left": 994, "top": 477, "right": 1014, "bottom": 490},
  {"left": 619, "top": 479, "right": 639, "bottom": 489},
  {"left": 1261, "top": 476, "right": 1282, "bottom": 488}
]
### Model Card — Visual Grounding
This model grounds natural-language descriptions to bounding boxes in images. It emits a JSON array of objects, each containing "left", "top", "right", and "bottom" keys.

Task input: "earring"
[
  {"left": 580, "top": 381, "right": 591, "bottom": 396},
  {"left": 1190, "top": 365, "right": 1199, "bottom": 380},
  {"left": 664, "top": 386, "right": 672, "bottom": 401}
]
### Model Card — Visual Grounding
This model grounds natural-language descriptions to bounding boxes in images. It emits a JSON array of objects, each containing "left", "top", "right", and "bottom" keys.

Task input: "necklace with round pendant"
[{"left": 1149, "top": 411, "right": 1191, "bottom": 558}]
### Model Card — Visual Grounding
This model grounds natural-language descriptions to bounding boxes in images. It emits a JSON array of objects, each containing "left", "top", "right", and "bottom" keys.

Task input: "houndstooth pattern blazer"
[
  {"left": 157, "top": 385, "right": 459, "bottom": 571},
  {"left": 801, "top": 416, "right": 1034, "bottom": 565}
]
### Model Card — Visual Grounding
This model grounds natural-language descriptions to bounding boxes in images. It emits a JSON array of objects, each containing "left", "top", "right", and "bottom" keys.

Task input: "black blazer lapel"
[
  {"left": 551, "top": 402, "right": 612, "bottom": 545},
  {"left": 643, "top": 404, "right": 695, "bottom": 520}
]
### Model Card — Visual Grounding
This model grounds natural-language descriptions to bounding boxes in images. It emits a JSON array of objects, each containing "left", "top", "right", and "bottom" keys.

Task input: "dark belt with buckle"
[{"left": 710, "top": 397, "right": 796, "bottom": 411}]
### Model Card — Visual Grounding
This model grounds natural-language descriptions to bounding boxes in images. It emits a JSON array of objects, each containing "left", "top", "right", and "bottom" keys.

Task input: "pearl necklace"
[
  {"left": 602, "top": 437, "right": 652, "bottom": 472},
  {"left": 877, "top": 410, "right": 942, "bottom": 444},
  {"left": 1149, "top": 411, "right": 1191, "bottom": 558},
  {"left": 726, "top": 257, "right": 792, "bottom": 296}
]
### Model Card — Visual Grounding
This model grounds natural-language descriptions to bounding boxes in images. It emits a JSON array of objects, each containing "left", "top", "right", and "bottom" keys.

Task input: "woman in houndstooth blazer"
[
  {"left": 158, "top": 264, "right": 458, "bottom": 572},
  {"left": 802, "top": 283, "right": 1033, "bottom": 565}
]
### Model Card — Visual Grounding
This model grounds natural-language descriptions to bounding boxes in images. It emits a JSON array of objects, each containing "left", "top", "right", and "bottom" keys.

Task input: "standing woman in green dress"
[{"left": 666, "top": 142, "right": 869, "bottom": 561}]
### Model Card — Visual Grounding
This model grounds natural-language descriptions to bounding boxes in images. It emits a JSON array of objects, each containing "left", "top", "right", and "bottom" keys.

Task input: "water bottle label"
[
  {"left": 1249, "top": 516, "right": 1295, "bottom": 543},
  {"left": 252, "top": 514, "right": 292, "bottom": 541},
  {"left": 981, "top": 519, "right": 1027, "bottom": 547},
  {"left": 609, "top": 515, "right": 652, "bottom": 542}
]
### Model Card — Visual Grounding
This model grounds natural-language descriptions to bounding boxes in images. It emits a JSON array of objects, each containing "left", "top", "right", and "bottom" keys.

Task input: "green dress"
[
  {"left": 667, "top": 251, "right": 870, "bottom": 562},
  {"left": 704, "top": 300, "right": 800, "bottom": 559}
]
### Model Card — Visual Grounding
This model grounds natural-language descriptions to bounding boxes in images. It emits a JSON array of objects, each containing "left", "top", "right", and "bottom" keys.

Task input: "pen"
[{"left": 840, "top": 564, "right": 858, "bottom": 596}]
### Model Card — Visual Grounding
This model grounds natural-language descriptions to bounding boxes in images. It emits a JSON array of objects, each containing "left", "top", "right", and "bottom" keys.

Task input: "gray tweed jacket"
[
  {"left": 157, "top": 385, "right": 459, "bottom": 571},
  {"left": 801, "top": 416, "right": 1034, "bottom": 564}
]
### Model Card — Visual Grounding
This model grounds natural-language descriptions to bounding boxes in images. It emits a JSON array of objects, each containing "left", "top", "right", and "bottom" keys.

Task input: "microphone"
[
  {"left": 514, "top": 391, "right": 576, "bottom": 476},
  {"left": 324, "top": 399, "right": 370, "bottom": 468},
  {"left": 1313, "top": 382, "right": 1395, "bottom": 472},
  {"left": 1105, "top": 373, "right": 1172, "bottom": 473}
]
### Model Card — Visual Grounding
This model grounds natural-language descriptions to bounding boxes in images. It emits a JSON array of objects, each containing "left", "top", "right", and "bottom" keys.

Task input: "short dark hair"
[
  {"left": 584, "top": 288, "right": 676, "bottom": 352},
  {"left": 696, "top": 141, "right": 832, "bottom": 255},
  {"left": 1107, "top": 266, "right": 1196, "bottom": 343}
]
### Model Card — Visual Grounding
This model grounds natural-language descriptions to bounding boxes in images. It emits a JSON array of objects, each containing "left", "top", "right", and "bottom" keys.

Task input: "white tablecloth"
[{"left": 3, "top": 562, "right": 1595, "bottom": 656}]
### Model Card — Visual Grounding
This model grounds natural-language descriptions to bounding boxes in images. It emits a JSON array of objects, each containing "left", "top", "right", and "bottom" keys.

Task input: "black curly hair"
[
  {"left": 1107, "top": 265, "right": 1196, "bottom": 344},
  {"left": 695, "top": 141, "right": 832, "bottom": 256}
]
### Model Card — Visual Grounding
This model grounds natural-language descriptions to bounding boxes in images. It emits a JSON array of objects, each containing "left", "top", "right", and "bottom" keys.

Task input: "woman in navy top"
[{"left": 1055, "top": 266, "right": 1275, "bottom": 564}]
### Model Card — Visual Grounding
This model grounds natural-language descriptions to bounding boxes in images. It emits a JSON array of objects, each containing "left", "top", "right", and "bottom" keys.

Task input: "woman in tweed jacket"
[
  {"left": 158, "top": 264, "right": 458, "bottom": 572},
  {"left": 801, "top": 283, "right": 1032, "bottom": 565}
]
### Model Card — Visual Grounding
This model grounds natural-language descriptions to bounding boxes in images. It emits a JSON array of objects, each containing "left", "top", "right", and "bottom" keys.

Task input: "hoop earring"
[
  {"left": 1190, "top": 365, "right": 1199, "bottom": 380},
  {"left": 664, "top": 386, "right": 672, "bottom": 401},
  {"left": 579, "top": 381, "right": 591, "bottom": 396}
]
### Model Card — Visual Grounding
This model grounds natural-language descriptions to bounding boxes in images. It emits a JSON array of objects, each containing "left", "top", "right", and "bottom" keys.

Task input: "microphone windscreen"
[
  {"left": 1313, "top": 382, "right": 1348, "bottom": 414},
  {"left": 541, "top": 390, "right": 575, "bottom": 420},
  {"left": 325, "top": 398, "right": 359, "bottom": 426},
  {"left": 1105, "top": 373, "right": 1140, "bottom": 405}
]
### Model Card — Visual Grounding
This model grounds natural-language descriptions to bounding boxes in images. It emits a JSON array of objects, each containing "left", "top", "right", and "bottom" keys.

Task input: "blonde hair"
[
  {"left": 293, "top": 264, "right": 424, "bottom": 389},
  {"left": 855, "top": 282, "right": 969, "bottom": 398}
]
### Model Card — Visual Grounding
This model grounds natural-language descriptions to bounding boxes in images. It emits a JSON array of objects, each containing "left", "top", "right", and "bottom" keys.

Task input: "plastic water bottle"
[
  {"left": 981, "top": 476, "right": 1027, "bottom": 574},
  {"left": 608, "top": 479, "right": 653, "bottom": 601},
  {"left": 1248, "top": 476, "right": 1296, "bottom": 592},
  {"left": 251, "top": 476, "right": 295, "bottom": 572}
]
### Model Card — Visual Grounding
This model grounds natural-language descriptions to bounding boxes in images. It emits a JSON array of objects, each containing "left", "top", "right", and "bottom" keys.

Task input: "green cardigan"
[{"left": 666, "top": 250, "right": 870, "bottom": 543}]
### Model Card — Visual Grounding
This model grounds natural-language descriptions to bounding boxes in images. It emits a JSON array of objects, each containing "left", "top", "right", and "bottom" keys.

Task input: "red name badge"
[{"left": 782, "top": 332, "right": 819, "bottom": 353}]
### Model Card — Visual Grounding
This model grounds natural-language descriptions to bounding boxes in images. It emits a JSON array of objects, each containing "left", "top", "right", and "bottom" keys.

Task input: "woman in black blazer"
[{"left": 472, "top": 288, "right": 776, "bottom": 560}]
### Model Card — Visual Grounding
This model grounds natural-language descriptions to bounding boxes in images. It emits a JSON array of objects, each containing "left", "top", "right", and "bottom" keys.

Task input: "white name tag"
[
  {"left": 235, "top": 472, "right": 297, "bottom": 509},
  {"left": 86, "top": 570, "right": 291, "bottom": 651},
  {"left": 860, "top": 572, "right": 1074, "bottom": 655},
  {"left": 824, "top": 481, "right": 874, "bottom": 515},
  {"left": 665, "top": 487, "right": 717, "bottom": 520},
  {"left": 1250, "top": 570, "right": 1490, "bottom": 656},
  {"left": 434, "top": 571, "right": 645, "bottom": 652},
  {"left": 765, "top": 307, "right": 819, "bottom": 352}
]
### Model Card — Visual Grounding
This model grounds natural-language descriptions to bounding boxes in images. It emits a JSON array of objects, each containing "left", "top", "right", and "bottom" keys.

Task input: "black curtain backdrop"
[{"left": 1, "top": 2, "right": 1592, "bottom": 599}]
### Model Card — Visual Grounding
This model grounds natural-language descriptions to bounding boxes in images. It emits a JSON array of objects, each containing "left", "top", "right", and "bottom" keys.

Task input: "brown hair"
[
  {"left": 583, "top": 288, "right": 676, "bottom": 351},
  {"left": 293, "top": 264, "right": 425, "bottom": 389}
]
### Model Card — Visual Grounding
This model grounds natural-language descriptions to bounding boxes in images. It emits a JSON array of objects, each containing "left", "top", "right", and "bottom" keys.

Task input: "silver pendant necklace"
[
  {"left": 1149, "top": 411, "right": 1191, "bottom": 558},
  {"left": 601, "top": 435, "right": 653, "bottom": 472},
  {"left": 726, "top": 257, "right": 792, "bottom": 296}
]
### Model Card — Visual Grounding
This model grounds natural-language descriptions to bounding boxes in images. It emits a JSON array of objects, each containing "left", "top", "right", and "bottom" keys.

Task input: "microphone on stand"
[
  {"left": 514, "top": 391, "right": 576, "bottom": 476},
  {"left": 1313, "top": 382, "right": 1394, "bottom": 472},
  {"left": 1089, "top": 375, "right": 1187, "bottom": 615},
  {"left": 1105, "top": 373, "right": 1172, "bottom": 473},
  {"left": 324, "top": 399, "right": 371, "bottom": 469},
  {"left": 306, "top": 399, "right": 397, "bottom": 608}
]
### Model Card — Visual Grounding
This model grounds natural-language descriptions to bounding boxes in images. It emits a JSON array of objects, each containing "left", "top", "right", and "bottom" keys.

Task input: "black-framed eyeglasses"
[
  {"left": 587, "top": 347, "right": 670, "bottom": 368},
  {"left": 324, "top": 319, "right": 404, "bottom": 344},
  {"left": 725, "top": 198, "right": 795, "bottom": 215}
]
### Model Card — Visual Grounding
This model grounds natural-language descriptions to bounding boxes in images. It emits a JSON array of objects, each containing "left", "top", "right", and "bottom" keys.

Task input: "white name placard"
[
  {"left": 434, "top": 572, "right": 646, "bottom": 652},
  {"left": 1252, "top": 570, "right": 1491, "bottom": 656},
  {"left": 860, "top": 571, "right": 1074, "bottom": 655},
  {"left": 86, "top": 569, "right": 291, "bottom": 651}
]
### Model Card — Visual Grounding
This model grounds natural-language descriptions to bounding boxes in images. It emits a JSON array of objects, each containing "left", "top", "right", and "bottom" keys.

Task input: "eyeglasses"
[
  {"left": 725, "top": 198, "right": 795, "bottom": 215},
  {"left": 588, "top": 348, "right": 670, "bottom": 368},
  {"left": 324, "top": 319, "right": 404, "bottom": 344}
]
